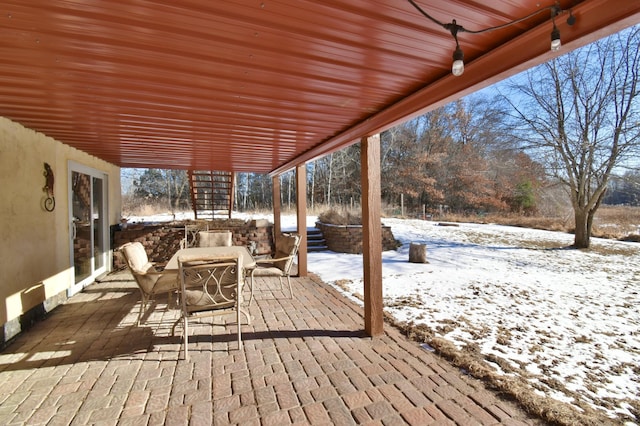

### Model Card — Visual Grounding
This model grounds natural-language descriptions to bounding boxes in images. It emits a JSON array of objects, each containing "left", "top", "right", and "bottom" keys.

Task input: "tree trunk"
[
  {"left": 327, "top": 153, "right": 333, "bottom": 206},
  {"left": 287, "top": 172, "right": 292, "bottom": 209},
  {"left": 165, "top": 171, "right": 173, "bottom": 213},
  {"left": 233, "top": 174, "right": 238, "bottom": 211},
  {"left": 311, "top": 161, "right": 315, "bottom": 211},
  {"left": 243, "top": 173, "right": 249, "bottom": 210},
  {"left": 409, "top": 243, "right": 428, "bottom": 263},
  {"left": 573, "top": 208, "right": 591, "bottom": 249}
]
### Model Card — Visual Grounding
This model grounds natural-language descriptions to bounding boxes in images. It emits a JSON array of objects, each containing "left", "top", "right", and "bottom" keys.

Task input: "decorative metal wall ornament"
[{"left": 43, "top": 162, "right": 55, "bottom": 211}]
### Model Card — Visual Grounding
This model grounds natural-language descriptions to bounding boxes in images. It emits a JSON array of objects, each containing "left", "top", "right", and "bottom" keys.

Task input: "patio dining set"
[{"left": 119, "top": 225, "right": 301, "bottom": 360}]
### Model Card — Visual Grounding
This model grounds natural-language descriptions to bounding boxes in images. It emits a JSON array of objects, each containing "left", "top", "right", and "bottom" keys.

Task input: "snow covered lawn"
[{"left": 307, "top": 217, "right": 639, "bottom": 424}]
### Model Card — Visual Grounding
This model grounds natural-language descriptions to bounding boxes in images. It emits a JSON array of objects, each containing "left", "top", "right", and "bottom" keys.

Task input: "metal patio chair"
[
  {"left": 248, "top": 233, "right": 300, "bottom": 305},
  {"left": 176, "top": 253, "right": 249, "bottom": 359},
  {"left": 119, "top": 242, "right": 178, "bottom": 325}
]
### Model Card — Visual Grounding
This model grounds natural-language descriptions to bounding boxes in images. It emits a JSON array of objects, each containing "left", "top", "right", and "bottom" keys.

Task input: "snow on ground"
[
  {"left": 128, "top": 211, "right": 639, "bottom": 422},
  {"left": 311, "top": 218, "right": 639, "bottom": 423}
]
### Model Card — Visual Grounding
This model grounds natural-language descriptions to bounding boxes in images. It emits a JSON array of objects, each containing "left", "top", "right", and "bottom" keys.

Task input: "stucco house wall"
[{"left": 0, "top": 117, "right": 121, "bottom": 345}]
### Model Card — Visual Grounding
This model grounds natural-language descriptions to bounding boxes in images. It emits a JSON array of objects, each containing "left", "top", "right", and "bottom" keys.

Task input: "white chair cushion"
[
  {"left": 198, "top": 231, "right": 232, "bottom": 247},
  {"left": 122, "top": 242, "right": 150, "bottom": 273}
]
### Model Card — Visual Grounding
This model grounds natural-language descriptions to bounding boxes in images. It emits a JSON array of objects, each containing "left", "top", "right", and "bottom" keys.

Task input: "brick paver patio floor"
[{"left": 0, "top": 270, "right": 546, "bottom": 425}]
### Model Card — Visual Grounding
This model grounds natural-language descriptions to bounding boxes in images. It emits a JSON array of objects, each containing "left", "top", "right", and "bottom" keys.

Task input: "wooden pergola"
[{"left": 1, "top": 0, "right": 638, "bottom": 336}]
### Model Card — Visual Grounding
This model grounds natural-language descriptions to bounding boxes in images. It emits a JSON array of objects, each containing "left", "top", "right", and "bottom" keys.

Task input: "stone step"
[{"left": 306, "top": 227, "right": 326, "bottom": 252}]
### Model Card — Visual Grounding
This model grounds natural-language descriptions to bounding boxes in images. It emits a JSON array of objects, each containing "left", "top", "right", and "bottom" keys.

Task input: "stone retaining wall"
[
  {"left": 112, "top": 219, "right": 274, "bottom": 269},
  {"left": 315, "top": 222, "right": 400, "bottom": 254}
]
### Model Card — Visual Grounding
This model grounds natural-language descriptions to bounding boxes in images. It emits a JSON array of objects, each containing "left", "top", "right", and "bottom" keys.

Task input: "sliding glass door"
[{"left": 69, "top": 163, "right": 108, "bottom": 294}]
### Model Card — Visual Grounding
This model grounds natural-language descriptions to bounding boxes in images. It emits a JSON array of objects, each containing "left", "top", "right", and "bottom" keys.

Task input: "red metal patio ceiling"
[{"left": 1, "top": 0, "right": 638, "bottom": 174}]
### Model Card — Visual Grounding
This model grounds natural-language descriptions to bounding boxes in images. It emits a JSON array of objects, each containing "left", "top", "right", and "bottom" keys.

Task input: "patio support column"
[
  {"left": 361, "top": 134, "right": 383, "bottom": 336},
  {"left": 296, "top": 164, "right": 308, "bottom": 276},
  {"left": 272, "top": 175, "right": 281, "bottom": 237}
]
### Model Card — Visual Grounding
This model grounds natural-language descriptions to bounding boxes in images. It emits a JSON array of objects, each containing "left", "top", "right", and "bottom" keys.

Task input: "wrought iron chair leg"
[
  {"left": 249, "top": 273, "right": 255, "bottom": 306},
  {"left": 137, "top": 292, "right": 148, "bottom": 325},
  {"left": 286, "top": 275, "right": 293, "bottom": 299},
  {"left": 239, "top": 308, "right": 252, "bottom": 325},
  {"left": 183, "top": 316, "right": 189, "bottom": 361},
  {"left": 237, "top": 305, "right": 242, "bottom": 350}
]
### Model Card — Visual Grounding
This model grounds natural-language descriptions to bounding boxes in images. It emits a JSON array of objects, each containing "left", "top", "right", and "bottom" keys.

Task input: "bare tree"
[{"left": 504, "top": 26, "right": 640, "bottom": 248}]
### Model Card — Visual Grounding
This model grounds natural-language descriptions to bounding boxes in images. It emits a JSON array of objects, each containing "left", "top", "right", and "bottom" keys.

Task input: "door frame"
[{"left": 67, "top": 161, "right": 109, "bottom": 296}]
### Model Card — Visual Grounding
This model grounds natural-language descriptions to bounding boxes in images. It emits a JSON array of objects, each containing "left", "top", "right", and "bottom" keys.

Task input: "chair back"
[
  {"left": 273, "top": 233, "right": 301, "bottom": 273},
  {"left": 178, "top": 254, "right": 241, "bottom": 313},
  {"left": 121, "top": 242, "right": 149, "bottom": 272},
  {"left": 182, "top": 221, "right": 210, "bottom": 248},
  {"left": 198, "top": 230, "right": 233, "bottom": 247},
  {"left": 120, "top": 242, "right": 157, "bottom": 293}
]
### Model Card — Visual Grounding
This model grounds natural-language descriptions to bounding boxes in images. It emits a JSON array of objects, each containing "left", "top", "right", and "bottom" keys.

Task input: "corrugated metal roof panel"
[{"left": 0, "top": 0, "right": 637, "bottom": 173}]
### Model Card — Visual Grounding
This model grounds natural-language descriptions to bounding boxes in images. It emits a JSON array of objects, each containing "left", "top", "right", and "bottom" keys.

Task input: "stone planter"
[
  {"left": 315, "top": 221, "right": 400, "bottom": 254},
  {"left": 113, "top": 219, "right": 274, "bottom": 268}
]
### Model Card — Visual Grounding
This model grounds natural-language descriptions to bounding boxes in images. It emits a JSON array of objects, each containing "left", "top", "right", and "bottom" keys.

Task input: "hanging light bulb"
[
  {"left": 550, "top": 23, "right": 561, "bottom": 51},
  {"left": 407, "top": 1, "right": 578, "bottom": 76},
  {"left": 452, "top": 46, "right": 464, "bottom": 76},
  {"left": 445, "top": 20, "right": 465, "bottom": 77},
  {"left": 550, "top": 6, "right": 561, "bottom": 51}
]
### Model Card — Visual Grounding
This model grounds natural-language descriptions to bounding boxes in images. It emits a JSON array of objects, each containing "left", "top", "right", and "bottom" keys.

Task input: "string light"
[
  {"left": 450, "top": 22, "right": 464, "bottom": 76},
  {"left": 407, "top": 0, "right": 576, "bottom": 77},
  {"left": 550, "top": 6, "right": 562, "bottom": 51},
  {"left": 551, "top": 24, "right": 562, "bottom": 51}
]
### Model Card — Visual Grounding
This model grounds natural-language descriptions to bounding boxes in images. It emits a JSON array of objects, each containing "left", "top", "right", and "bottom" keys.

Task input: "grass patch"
[
  {"left": 435, "top": 205, "right": 640, "bottom": 242},
  {"left": 388, "top": 316, "right": 620, "bottom": 426},
  {"left": 317, "top": 208, "right": 362, "bottom": 225}
]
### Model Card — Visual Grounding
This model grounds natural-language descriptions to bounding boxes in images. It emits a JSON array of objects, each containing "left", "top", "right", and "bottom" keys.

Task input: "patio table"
[
  {"left": 166, "top": 246, "right": 257, "bottom": 304},
  {"left": 165, "top": 246, "right": 256, "bottom": 272}
]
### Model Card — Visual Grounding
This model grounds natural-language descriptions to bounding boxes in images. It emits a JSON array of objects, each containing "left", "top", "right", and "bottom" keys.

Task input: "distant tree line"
[
  {"left": 124, "top": 168, "right": 190, "bottom": 212},
  {"left": 125, "top": 95, "right": 548, "bottom": 216},
  {"left": 379, "top": 98, "right": 546, "bottom": 215},
  {"left": 603, "top": 171, "right": 640, "bottom": 206},
  {"left": 125, "top": 92, "right": 639, "bottom": 217}
]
